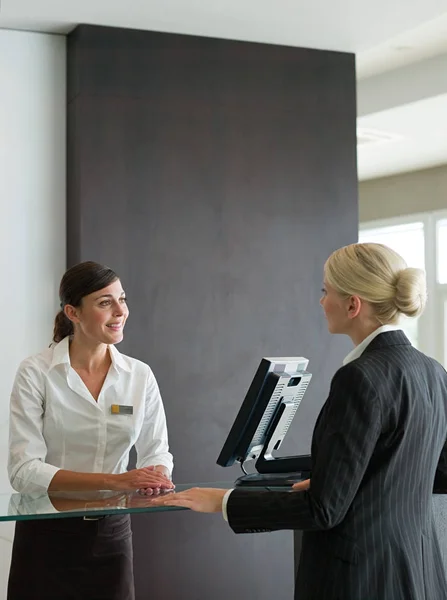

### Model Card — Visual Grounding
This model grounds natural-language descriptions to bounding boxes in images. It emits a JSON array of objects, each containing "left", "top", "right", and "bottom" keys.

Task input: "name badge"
[{"left": 111, "top": 404, "right": 133, "bottom": 415}]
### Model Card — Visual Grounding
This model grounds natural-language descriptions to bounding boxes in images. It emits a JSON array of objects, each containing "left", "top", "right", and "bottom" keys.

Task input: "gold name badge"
[{"left": 111, "top": 404, "right": 133, "bottom": 415}]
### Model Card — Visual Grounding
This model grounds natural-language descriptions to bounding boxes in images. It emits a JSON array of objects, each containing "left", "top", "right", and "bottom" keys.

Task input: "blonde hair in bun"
[{"left": 324, "top": 243, "right": 427, "bottom": 324}]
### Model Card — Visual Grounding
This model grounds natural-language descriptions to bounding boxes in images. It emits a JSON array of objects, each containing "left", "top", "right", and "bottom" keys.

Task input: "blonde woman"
[{"left": 155, "top": 243, "right": 447, "bottom": 600}]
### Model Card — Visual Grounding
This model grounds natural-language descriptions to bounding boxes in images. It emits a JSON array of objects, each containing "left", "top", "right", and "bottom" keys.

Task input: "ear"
[
  {"left": 346, "top": 295, "right": 362, "bottom": 320},
  {"left": 64, "top": 304, "right": 81, "bottom": 324}
]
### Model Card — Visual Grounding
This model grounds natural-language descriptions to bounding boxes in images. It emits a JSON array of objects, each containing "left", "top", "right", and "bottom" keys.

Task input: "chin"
[
  {"left": 327, "top": 322, "right": 341, "bottom": 335},
  {"left": 105, "top": 330, "right": 124, "bottom": 344}
]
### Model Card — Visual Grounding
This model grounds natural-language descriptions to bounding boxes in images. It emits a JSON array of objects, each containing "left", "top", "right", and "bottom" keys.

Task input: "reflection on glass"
[
  {"left": 8, "top": 490, "right": 177, "bottom": 520},
  {"left": 2, "top": 483, "right": 234, "bottom": 521}
]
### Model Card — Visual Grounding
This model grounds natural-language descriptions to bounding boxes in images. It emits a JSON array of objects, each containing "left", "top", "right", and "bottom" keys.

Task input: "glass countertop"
[{"left": 1, "top": 482, "right": 235, "bottom": 522}]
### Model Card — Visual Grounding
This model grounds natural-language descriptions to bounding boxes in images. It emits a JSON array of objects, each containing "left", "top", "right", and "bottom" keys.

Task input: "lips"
[{"left": 106, "top": 323, "right": 123, "bottom": 331}]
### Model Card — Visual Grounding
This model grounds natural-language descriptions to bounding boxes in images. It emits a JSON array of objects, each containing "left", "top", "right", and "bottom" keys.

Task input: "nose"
[{"left": 113, "top": 301, "right": 125, "bottom": 316}]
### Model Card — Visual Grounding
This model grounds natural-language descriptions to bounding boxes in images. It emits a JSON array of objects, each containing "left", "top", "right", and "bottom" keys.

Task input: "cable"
[{"left": 240, "top": 461, "right": 249, "bottom": 475}]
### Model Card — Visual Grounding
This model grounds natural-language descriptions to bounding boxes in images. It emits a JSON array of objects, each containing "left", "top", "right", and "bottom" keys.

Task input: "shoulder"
[
  {"left": 12, "top": 347, "right": 54, "bottom": 397},
  {"left": 355, "top": 343, "right": 446, "bottom": 379},
  {"left": 411, "top": 349, "right": 447, "bottom": 385},
  {"left": 342, "top": 346, "right": 447, "bottom": 403},
  {"left": 16, "top": 347, "right": 54, "bottom": 377},
  {"left": 331, "top": 361, "right": 377, "bottom": 392},
  {"left": 115, "top": 351, "right": 163, "bottom": 400},
  {"left": 323, "top": 362, "right": 381, "bottom": 423},
  {"left": 113, "top": 350, "right": 155, "bottom": 380},
  {"left": 328, "top": 362, "right": 381, "bottom": 415}
]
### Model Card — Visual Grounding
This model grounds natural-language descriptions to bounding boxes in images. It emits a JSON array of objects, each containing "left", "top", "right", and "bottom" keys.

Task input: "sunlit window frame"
[{"left": 360, "top": 209, "right": 447, "bottom": 366}]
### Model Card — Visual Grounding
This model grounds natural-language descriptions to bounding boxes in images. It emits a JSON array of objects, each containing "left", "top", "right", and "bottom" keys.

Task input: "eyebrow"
[{"left": 95, "top": 292, "right": 125, "bottom": 300}]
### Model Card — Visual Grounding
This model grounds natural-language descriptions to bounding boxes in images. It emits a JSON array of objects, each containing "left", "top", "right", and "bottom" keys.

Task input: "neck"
[
  {"left": 349, "top": 322, "right": 383, "bottom": 347},
  {"left": 69, "top": 335, "right": 110, "bottom": 373}
]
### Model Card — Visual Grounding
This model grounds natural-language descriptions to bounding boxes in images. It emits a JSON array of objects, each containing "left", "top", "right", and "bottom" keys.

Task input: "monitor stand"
[
  {"left": 234, "top": 396, "right": 312, "bottom": 488},
  {"left": 235, "top": 454, "right": 312, "bottom": 488},
  {"left": 235, "top": 469, "right": 310, "bottom": 488}
]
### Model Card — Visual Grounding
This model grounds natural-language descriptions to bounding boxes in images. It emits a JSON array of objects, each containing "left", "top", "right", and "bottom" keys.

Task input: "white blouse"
[{"left": 8, "top": 336, "right": 173, "bottom": 493}]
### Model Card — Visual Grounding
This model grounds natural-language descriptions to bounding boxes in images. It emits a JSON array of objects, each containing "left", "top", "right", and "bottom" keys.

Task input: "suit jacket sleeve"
[{"left": 227, "top": 363, "right": 381, "bottom": 533}]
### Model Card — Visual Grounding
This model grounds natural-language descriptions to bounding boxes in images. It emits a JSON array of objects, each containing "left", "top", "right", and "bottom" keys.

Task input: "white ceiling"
[
  {"left": 358, "top": 93, "right": 447, "bottom": 180},
  {"left": 1, "top": 0, "right": 447, "bottom": 181},
  {"left": 356, "top": 12, "right": 447, "bottom": 79}
]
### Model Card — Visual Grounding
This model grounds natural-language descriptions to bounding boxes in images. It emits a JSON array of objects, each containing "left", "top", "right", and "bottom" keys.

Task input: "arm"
[
  {"left": 135, "top": 367, "right": 174, "bottom": 477},
  {"left": 44, "top": 468, "right": 169, "bottom": 492},
  {"left": 9, "top": 361, "right": 170, "bottom": 493},
  {"left": 8, "top": 360, "right": 61, "bottom": 493},
  {"left": 227, "top": 364, "right": 382, "bottom": 533},
  {"left": 48, "top": 470, "right": 115, "bottom": 491}
]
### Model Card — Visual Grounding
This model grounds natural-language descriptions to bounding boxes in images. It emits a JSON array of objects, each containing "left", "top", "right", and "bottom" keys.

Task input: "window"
[
  {"left": 358, "top": 222, "right": 425, "bottom": 270},
  {"left": 359, "top": 221, "right": 425, "bottom": 350},
  {"left": 360, "top": 211, "right": 447, "bottom": 366},
  {"left": 444, "top": 299, "right": 447, "bottom": 367},
  {"left": 437, "top": 219, "right": 447, "bottom": 284}
]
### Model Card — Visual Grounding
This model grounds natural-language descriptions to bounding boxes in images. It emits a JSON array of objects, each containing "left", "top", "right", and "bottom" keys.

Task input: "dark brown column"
[{"left": 67, "top": 25, "right": 358, "bottom": 599}]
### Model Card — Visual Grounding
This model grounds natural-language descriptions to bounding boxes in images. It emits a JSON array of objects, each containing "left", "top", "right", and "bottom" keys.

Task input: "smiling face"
[{"left": 64, "top": 279, "right": 129, "bottom": 345}]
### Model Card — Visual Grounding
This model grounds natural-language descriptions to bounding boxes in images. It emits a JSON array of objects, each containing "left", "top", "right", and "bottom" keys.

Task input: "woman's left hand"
[
  {"left": 292, "top": 478, "right": 310, "bottom": 492},
  {"left": 138, "top": 465, "right": 174, "bottom": 495},
  {"left": 150, "top": 487, "right": 227, "bottom": 512}
]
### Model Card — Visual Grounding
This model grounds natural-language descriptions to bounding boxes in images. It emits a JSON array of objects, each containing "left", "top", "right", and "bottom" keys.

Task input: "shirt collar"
[
  {"left": 49, "top": 336, "right": 71, "bottom": 370},
  {"left": 343, "top": 324, "right": 404, "bottom": 366},
  {"left": 108, "top": 344, "right": 131, "bottom": 372},
  {"left": 49, "top": 336, "right": 131, "bottom": 372}
]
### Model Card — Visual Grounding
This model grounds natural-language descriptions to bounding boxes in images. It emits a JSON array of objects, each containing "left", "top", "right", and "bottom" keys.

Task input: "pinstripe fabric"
[{"left": 227, "top": 332, "right": 447, "bottom": 600}]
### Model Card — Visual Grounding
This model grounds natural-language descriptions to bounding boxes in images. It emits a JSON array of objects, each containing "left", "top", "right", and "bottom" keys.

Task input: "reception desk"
[
  {"left": 4, "top": 484, "right": 447, "bottom": 599},
  {"left": 2, "top": 482, "right": 235, "bottom": 521},
  {"left": 3, "top": 481, "right": 297, "bottom": 599},
  {"left": 3, "top": 481, "right": 296, "bottom": 599}
]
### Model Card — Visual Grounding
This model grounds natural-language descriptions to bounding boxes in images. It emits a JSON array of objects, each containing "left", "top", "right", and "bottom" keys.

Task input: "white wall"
[
  {"left": 0, "top": 29, "right": 66, "bottom": 598},
  {"left": 359, "top": 164, "right": 447, "bottom": 222}
]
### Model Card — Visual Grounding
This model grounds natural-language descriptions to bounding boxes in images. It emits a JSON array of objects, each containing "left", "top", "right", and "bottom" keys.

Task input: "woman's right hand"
[{"left": 110, "top": 467, "right": 174, "bottom": 491}]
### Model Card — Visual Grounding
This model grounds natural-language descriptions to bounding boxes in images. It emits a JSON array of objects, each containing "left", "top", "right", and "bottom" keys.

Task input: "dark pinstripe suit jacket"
[{"left": 227, "top": 331, "right": 447, "bottom": 600}]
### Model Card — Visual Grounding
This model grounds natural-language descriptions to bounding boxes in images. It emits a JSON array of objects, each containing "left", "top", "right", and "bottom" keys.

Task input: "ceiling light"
[{"left": 357, "top": 127, "right": 403, "bottom": 147}]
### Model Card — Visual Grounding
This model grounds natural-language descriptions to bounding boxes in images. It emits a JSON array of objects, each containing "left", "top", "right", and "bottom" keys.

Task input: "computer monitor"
[{"left": 217, "top": 357, "right": 313, "bottom": 488}]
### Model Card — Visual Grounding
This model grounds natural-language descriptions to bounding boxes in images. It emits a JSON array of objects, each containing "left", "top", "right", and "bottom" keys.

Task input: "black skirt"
[{"left": 8, "top": 514, "right": 134, "bottom": 600}]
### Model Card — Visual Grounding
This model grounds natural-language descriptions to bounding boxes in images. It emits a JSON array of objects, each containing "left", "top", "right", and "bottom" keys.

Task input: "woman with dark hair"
[{"left": 7, "top": 261, "right": 174, "bottom": 600}]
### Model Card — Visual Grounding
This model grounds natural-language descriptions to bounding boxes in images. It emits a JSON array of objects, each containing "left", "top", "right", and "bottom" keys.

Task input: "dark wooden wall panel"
[{"left": 67, "top": 24, "right": 357, "bottom": 600}]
